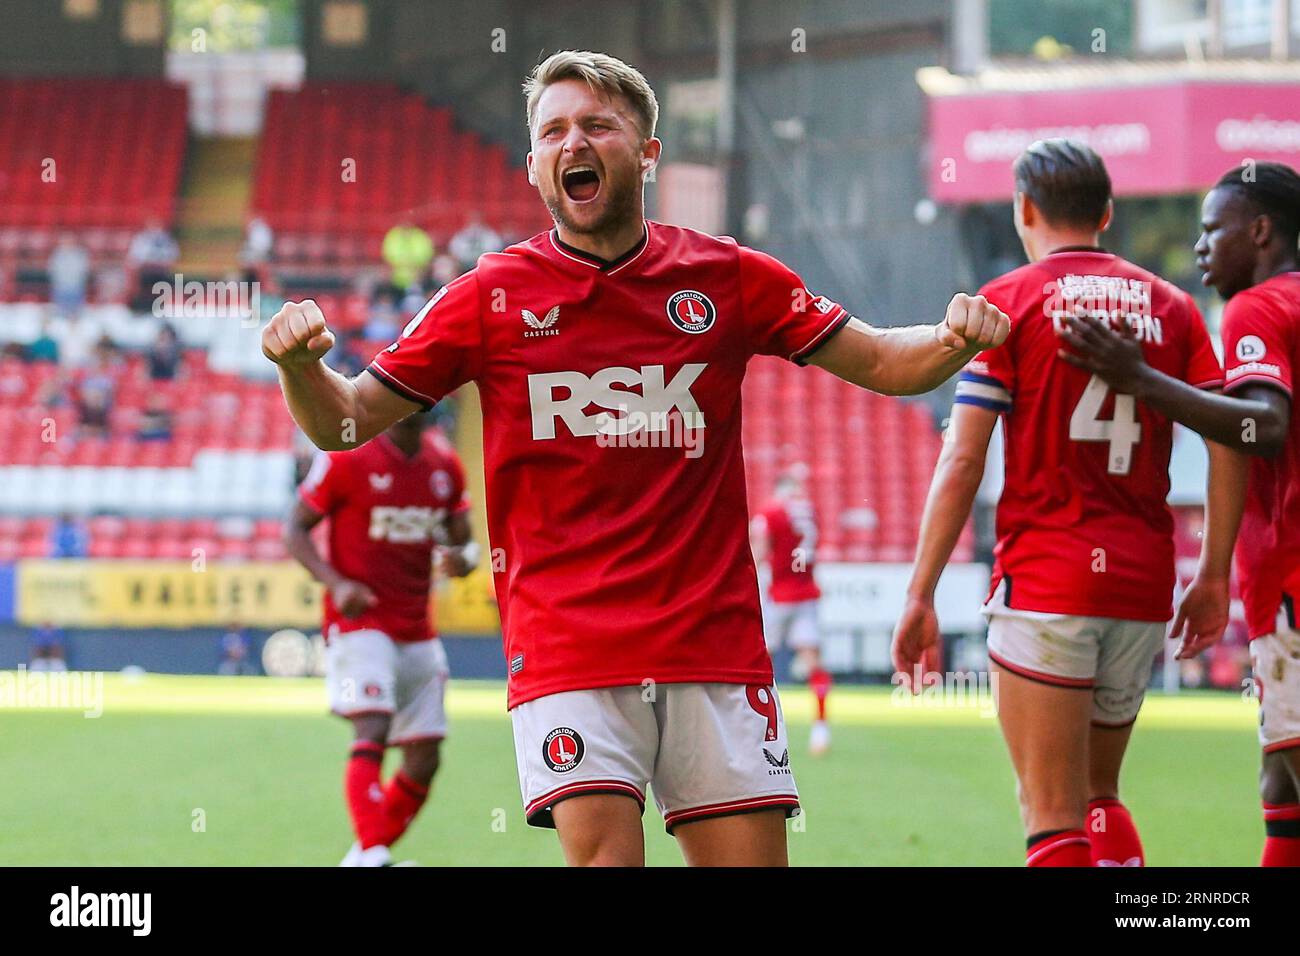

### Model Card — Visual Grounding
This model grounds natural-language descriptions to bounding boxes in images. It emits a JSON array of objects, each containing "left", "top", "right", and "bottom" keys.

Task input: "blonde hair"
[{"left": 523, "top": 50, "right": 659, "bottom": 141}]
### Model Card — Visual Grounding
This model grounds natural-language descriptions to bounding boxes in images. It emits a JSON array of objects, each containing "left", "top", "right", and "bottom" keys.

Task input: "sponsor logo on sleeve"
[{"left": 1236, "top": 334, "right": 1267, "bottom": 362}]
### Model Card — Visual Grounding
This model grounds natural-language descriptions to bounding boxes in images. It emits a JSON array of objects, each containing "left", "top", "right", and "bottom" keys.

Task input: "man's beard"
[{"left": 544, "top": 169, "right": 640, "bottom": 238}]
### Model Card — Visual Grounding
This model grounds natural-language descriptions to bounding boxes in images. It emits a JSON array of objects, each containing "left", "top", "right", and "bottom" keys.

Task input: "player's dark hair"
[
  {"left": 1214, "top": 161, "right": 1300, "bottom": 249},
  {"left": 1013, "top": 139, "right": 1112, "bottom": 229}
]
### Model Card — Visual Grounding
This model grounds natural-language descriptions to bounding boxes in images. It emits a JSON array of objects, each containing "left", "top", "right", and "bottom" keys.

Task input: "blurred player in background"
[
  {"left": 894, "top": 140, "right": 1225, "bottom": 867},
  {"left": 1060, "top": 161, "right": 1300, "bottom": 867},
  {"left": 264, "top": 50, "right": 1008, "bottom": 866},
  {"left": 752, "top": 463, "right": 832, "bottom": 755},
  {"left": 285, "top": 412, "right": 477, "bottom": 867}
]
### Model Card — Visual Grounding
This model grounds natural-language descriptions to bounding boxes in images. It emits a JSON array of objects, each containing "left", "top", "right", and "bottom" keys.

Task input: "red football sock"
[
  {"left": 1087, "top": 798, "right": 1144, "bottom": 866},
  {"left": 1262, "top": 802, "right": 1300, "bottom": 867},
  {"left": 809, "top": 668, "right": 831, "bottom": 722},
  {"left": 345, "top": 740, "right": 388, "bottom": 849},
  {"left": 1026, "top": 829, "right": 1091, "bottom": 867},
  {"left": 377, "top": 769, "right": 431, "bottom": 848}
]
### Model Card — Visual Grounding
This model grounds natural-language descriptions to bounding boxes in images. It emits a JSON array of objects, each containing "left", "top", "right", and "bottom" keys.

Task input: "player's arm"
[
  {"left": 807, "top": 295, "right": 1010, "bottom": 396},
  {"left": 262, "top": 299, "right": 418, "bottom": 450},
  {"left": 1058, "top": 312, "right": 1289, "bottom": 456},
  {"left": 892, "top": 402, "right": 998, "bottom": 684},
  {"left": 749, "top": 514, "right": 771, "bottom": 566},
  {"left": 1172, "top": 440, "right": 1249, "bottom": 659},
  {"left": 283, "top": 499, "right": 376, "bottom": 616},
  {"left": 437, "top": 510, "right": 479, "bottom": 579}
]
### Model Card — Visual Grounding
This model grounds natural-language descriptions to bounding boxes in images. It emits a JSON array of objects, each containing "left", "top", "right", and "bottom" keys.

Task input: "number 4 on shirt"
[{"left": 1069, "top": 374, "right": 1141, "bottom": 475}]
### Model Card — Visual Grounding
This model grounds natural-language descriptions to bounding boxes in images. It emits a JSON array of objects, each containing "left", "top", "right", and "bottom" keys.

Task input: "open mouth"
[{"left": 561, "top": 165, "right": 601, "bottom": 203}]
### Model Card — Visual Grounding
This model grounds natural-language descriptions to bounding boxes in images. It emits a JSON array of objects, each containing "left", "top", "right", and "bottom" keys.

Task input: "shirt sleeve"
[
  {"left": 953, "top": 280, "right": 1015, "bottom": 413},
  {"left": 1178, "top": 295, "right": 1225, "bottom": 390},
  {"left": 738, "top": 246, "right": 852, "bottom": 364},
  {"left": 1222, "top": 288, "right": 1293, "bottom": 397},
  {"left": 298, "top": 451, "right": 348, "bottom": 515},
  {"left": 366, "top": 271, "right": 483, "bottom": 409}
]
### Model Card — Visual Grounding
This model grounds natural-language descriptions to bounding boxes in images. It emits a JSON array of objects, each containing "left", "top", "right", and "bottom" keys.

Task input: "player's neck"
[
  {"left": 383, "top": 432, "right": 422, "bottom": 458},
  {"left": 1024, "top": 230, "right": 1102, "bottom": 263},
  {"left": 554, "top": 216, "right": 647, "bottom": 264},
  {"left": 1254, "top": 247, "right": 1300, "bottom": 285}
]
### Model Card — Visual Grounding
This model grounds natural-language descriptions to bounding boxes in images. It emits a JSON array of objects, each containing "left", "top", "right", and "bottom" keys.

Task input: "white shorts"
[
  {"left": 1251, "top": 609, "right": 1300, "bottom": 754},
  {"left": 511, "top": 682, "right": 801, "bottom": 833},
  {"left": 763, "top": 599, "right": 820, "bottom": 651},
  {"left": 984, "top": 586, "right": 1165, "bottom": 727},
  {"left": 325, "top": 630, "right": 449, "bottom": 744}
]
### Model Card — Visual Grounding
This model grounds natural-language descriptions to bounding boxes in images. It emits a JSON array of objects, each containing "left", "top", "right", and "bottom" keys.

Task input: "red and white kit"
[
  {"left": 368, "top": 222, "right": 849, "bottom": 826},
  {"left": 954, "top": 249, "right": 1224, "bottom": 725},
  {"left": 1220, "top": 272, "right": 1300, "bottom": 753},
  {"left": 755, "top": 497, "right": 822, "bottom": 651},
  {"left": 299, "top": 430, "right": 469, "bottom": 744}
]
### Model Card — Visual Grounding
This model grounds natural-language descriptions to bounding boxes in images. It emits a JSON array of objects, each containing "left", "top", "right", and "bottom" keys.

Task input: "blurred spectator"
[
  {"left": 70, "top": 337, "right": 121, "bottom": 437},
  {"left": 449, "top": 213, "right": 503, "bottom": 270},
  {"left": 146, "top": 323, "right": 183, "bottom": 381},
  {"left": 27, "top": 320, "right": 60, "bottom": 363},
  {"left": 381, "top": 219, "right": 433, "bottom": 292},
  {"left": 29, "top": 622, "right": 68, "bottom": 672},
  {"left": 364, "top": 288, "right": 401, "bottom": 341},
  {"left": 48, "top": 514, "right": 89, "bottom": 558},
  {"left": 136, "top": 391, "right": 174, "bottom": 442},
  {"left": 431, "top": 253, "right": 462, "bottom": 288},
  {"left": 218, "top": 623, "right": 255, "bottom": 676},
  {"left": 241, "top": 215, "right": 274, "bottom": 269},
  {"left": 47, "top": 234, "right": 90, "bottom": 318},
  {"left": 127, "top": 219, "right": 179, "bottom": 312}
]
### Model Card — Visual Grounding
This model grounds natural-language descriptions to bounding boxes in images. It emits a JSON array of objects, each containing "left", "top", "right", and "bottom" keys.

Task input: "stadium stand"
[
  {"left": 743, "top": 355, "right": 974, "bottom": 564},
  {"left": 0, "top": 77, "right": 188, "bottom": 268},
  {"left": 252, "top": 83, "right": 550, "bottom": 266}
]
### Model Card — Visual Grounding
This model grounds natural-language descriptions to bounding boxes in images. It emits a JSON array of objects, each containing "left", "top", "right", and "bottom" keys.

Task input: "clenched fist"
[
  {"left": 262, "top": 299, "right": 336, "bottom": 366},
  {"left": 936, "top": 293, "right": 1010, "bottom": 354}
]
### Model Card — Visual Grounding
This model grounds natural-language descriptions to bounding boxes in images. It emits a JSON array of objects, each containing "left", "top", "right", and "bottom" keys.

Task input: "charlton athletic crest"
[
  {"left": 542, "top": 727, "right": 585, "bottom": 773},
  {"left": 666, "top": 290, "right": 716, "bottom": 334}
]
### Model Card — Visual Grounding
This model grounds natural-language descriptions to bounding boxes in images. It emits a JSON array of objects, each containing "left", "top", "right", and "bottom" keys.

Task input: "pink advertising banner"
[{"left": 927, "top": 82, "right": 1300, "bottom": 203}]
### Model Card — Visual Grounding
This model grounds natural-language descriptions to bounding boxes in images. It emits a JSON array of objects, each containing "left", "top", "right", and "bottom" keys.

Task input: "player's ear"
[
  {"left": 1098, "top": 199, "right": 1114, "bottom": 234},
  {"left": 526, "top": 152, "right": 537, "bottom": 187},
  {"left": 1250, "top": 210, "right": 1273, "bottom": 248},
  {"left": 640, "top": 137, "right": 662, "bottom": 180},
  {"left": 1008, "top": 192, "right": 1029, "bottom": 231}
]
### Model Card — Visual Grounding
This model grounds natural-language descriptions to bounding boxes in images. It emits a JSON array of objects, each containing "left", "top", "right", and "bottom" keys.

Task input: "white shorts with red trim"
[
  {"left": 763, "top": 599, "right": 820, "bottom": 651},
  {"left": 984, "top": 583, "right": 1165, "bottom": 727},
  {"left": 1251, "top": 611, "right": 1300, "bottom": 754},
  {"left": 510, "top": 682, "right": 801, "bottom": 833},
  {"left": 325, "top": 629, "right": 448, "bottom": 744}
]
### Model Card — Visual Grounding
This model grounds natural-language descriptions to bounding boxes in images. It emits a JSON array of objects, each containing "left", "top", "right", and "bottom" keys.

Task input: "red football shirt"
[
  {"left": 1221, "top": 272, "right": 1300, "bottom": 639},
  {"left": 298, "top": 430, "right": 470, "bottom": 643},
  {"left": 367, "top": 221, "right": 851, "bottom": 707},
  {"left": 755, "top": 498, "right": 822, "bottom": 604},
  {"left": 954, "top": 250, "right": 1224, "bottom": 622}
]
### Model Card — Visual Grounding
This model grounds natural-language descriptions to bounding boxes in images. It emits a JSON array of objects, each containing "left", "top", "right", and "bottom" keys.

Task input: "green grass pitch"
[{"left": 0, "top": 673, "right": 1264, "bottom": 866}]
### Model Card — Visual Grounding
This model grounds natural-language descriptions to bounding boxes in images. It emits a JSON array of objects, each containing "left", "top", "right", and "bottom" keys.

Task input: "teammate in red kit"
[
  {"left": 284, "top": 413, "right": 477, "bottom": 866},
  {"left": 751, "top": 464, "right": 832, "bottom": 755},
  {"left": 1060, "top": 162, "right": 1300, "bottom": 867},
  {"left": 263, "top": 50, "right": 1008, "bottom": 866},
  {"left": 893, "top": 140, "right": 1225, "bottom": 867}
]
